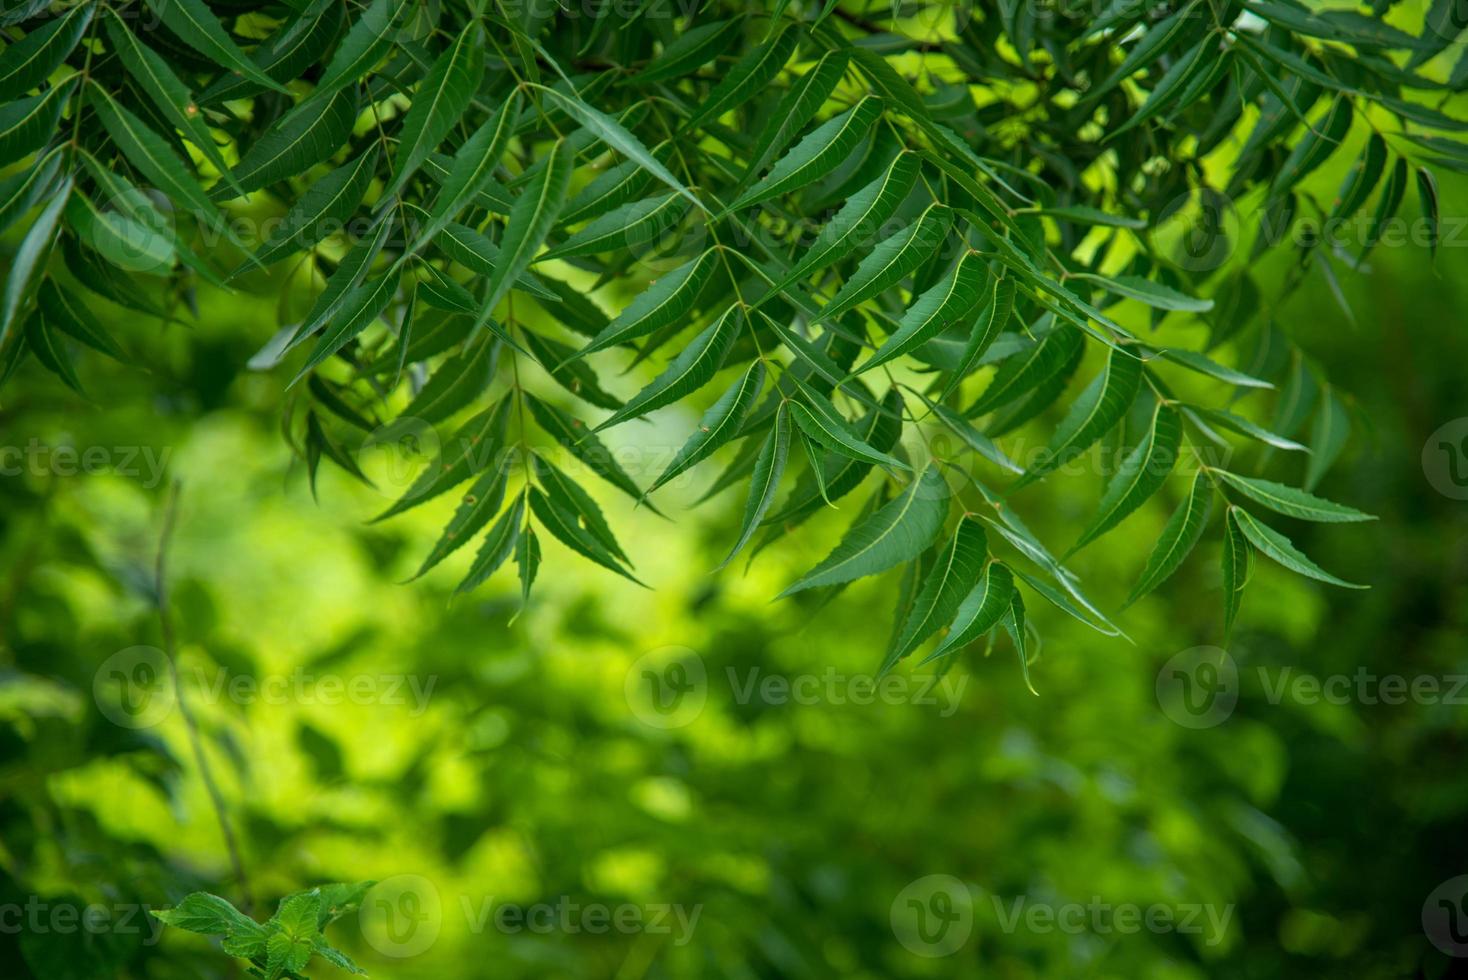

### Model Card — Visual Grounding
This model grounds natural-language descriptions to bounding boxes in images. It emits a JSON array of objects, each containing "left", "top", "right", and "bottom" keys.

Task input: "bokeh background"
[{"left": 4, "top": 39, "right": 1468, "bottom": 980}]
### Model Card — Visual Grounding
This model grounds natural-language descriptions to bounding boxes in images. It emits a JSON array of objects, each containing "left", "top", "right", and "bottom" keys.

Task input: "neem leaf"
[
  {"left": 475, "top": 138, "right": 574, "bottom": 333},
  {"left": 1221, "top": 506, "right": 1252, "bottom": 639},
  {"left": 595, "top": 305, "right": 741, "bottom": 431},
  {"left": 248, "top": 147, "right": 379, "bottom": 269},
  {"left": 1070, "top": 402, "right": 1181, "bottom": 554},
  {"left": 719, "top": 402, "right": 791, "bottom": 569},
  {"left": 142, "top": 0, "right": 292, "bottom": 95},
  {"left": 682, "top": 27, "right": 798, "bottom": 131},
  {"left": 1013, "top": 346, "right": 1142, "bottom": 489},
  {"left": 857, "top": 252, "right": 991, "bottom": 374},
  {"left": 1231, "top": 507, "right": 1367, "bottom": 589},
  {"left": 740, "top": 49, "right": 848, "bottom": 186},
  {"left": 0, "top": 4, "right": 90, "bottom": 101},
  {"left": 880, "top": 517, "right": 988, "bottom": 674},
  {"left": 780, "top": 466, "right": 949, "bottom": 596},
  {"left": 922, "top": 560, "right": 1013, "bottom": 664},
  {"left": 822, "top": 204, "right": 954, "bottom": 320},
  {"left": 1215, "top": 470, "right": 1374, "bottom": 522},
  {"left": 575, "top": 249, "right": 717, "bottom": 357},
  {"left": 382, "top": 23, "right": 484, "bottom": 199},
  {"left": 1124, "top": 470, "right": 1214, "bottom": 607},
  {"left": 728, "top": 96, "right": 885, "bottom": 213},
  {"left": 647, "top": 360, "right": 765, "bottom": 495}
]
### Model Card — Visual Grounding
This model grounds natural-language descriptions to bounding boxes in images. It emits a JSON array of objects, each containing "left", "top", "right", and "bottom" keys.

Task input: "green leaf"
[
  {"left": 37, "top": 279, "right": 127, "bottom": 361},
  {"left": 291, "top": 269, "right": 400, "bottom": 384},
  {"left": 475, "top": 137, "right": 574, "bottom": 334},
  {"left": 0, "top": 176, "right": 68, "bottom": 346},
  {"left": 595, "top": 305, "right": 741, "bottom": 431},
  {"left": 86, "top": 85, "right": 230, "bottom": 234},
  {"left": 0, "top": 82, "right": 72, "bottom": 171},
  {"left": 857, "top": 252, "right": 990, "bottom": 374},
  {"left": 397, "top": 338, "right": 499, "bottom": 424},
  {"left": 935, "top": 275, "right": 1014, "bottom": 403},
  {"left": 729, "top": 96, "right": 884, "bottom": 212},
  {"left": 521, "top": 328, "right": 622, "bottom": 410},
  {"left": 1361, "top": 156, "right": 1408, "bottom": 259},
  {"left": 740, "top": 49, "right": 848, "bottom": 186},
  {"left": 1330, "top": 132, "right": 1387, "bottom": 224},
  {"left": 922, "top": 560, "right": 1013, "bottom": 664},
  {"left": 375, "top": 398, "right": 510, "bottom": 522},
  {"left": 822, "top": 204, "right": 953, "bottom": 320},
  {"left": 408, "top": 464, "right": 509, "bottom": 579},
  {"left": 25, "top": 310, "right": 82, "bottom": 392},
  {"left": 142, "top": 0, "right": 292, "bottom": 94},
  {"left": 316, "top": 0, "right": 404, "bottom": 96},
  {"left": 524, "top": 392, "right": 655, "bottom": 509},
  {"left": 102, "top": 9, "right": 238, "bottom": 189},
  {"left": 760, "top": 151, "right": 920, "bottom": 299},
  {"left": 0, "top": 3, "right": 90, "bottom": 101},
  {"left": 530, "top": 487, "right": 644, "bottom": 586},
  {"left": 780, "top": 466, "right": 949, "bottom": 596},
  {"left": 516, "top": 520, "right": 540, "bottom": 604},
  {"left": 880, "top": 517, "right": 988, "bottom": 674},
  {"left": 1416, "top": 165, "right": 1440, "bottom": 260},
  {"left": 561, "top": 158, "right": 654, "bottom": 226},
  {"left": 433, "top": 222, "right": 559, "bottom": 302},
  {"left": 1003, "top": 584, "right": 1036, "bottom": 694},
  {"left": 1124, "top": 470, "right": 1214, "bottom": 607},
  {"left": 720, "top": 402, "right": 791, "bottom": 569},
  {"left": 1270, "top": 96, "right": 1353, "bottom": 199},
  {"left": 682, "top": 27, "right": 797, "bottom": 131},
  {"left": 1231, "top": 507, "right": 1367, "bottom": 589},
  {"left": 575, "top": 249, "right": 717, "bottom": 357},
  {"left": 537, "top": 85, "right": 705, "bottom": 213},
  {"left": 0, "top": 150, "right": 62, "bottom": 236},
  {"left": 1188, "top": 406, "right": 1308, "bottom": 452},
  {"left": 1305, "top": 386, "right": 1349, "bottom": 491},
  {"left": 539, "top": 193, "right": 686, "bottom": 262},
  {"left": 764, "top": 387, "right": 906, "bottom": 526},
  {"left": 405, "top": 93, "right": 521, "bottom": 255},
  {"left": 1155, "top": 348, "right": 1273, "bottom": 389},
  {"left": 1214, "top": 471, "right": 1374, "bottom": 523},
  {"left": 198, "top": 0, "right": 343, "bottom": 104},
  {"left": 534, "top": 452, "right": 630, "bottom": 563},
  {"left": 1013, "top": 346, "right": 1142, "bottom": 489},
  {"left": 153, "top": 893, "right": 264, "bottom": 938},
  {"left": 1078, "top": 273, "right": 1213, "bottom": 312},
  {"left": 456, "top": 493, "right": 524, "bottom": 594},
  {"left": 915, "top": 393, "right": 1022, "bottom": 475},
  {"left": 1221, "top": 506, "right": 1252, "bottom": 640},
  {"left": 1036, "top": 204, "right": 1146, "bottom": 229},
  {"left": 1070, "top": 403, "right": 1181, "bottom": 554},
  {"left": 636, "top": 18, "right": 744, "bottom": 84},
  {"left": 647, "top": 360, "right": 765, "bottom": 495},
  {"left": 223, "top": 86, "right": 359, "bottom": 197},
  {"left": 789, "top": 384, "right": 908, "bottom": 472},
  {"left": 247, "top": 147, "right": 379, "bottom": 269},
  {"left": 966, "top": 323, "right": 1083, "bottom": 417},
  {"left": 382, "top": 24, "right": 484, "bottom": 200}
]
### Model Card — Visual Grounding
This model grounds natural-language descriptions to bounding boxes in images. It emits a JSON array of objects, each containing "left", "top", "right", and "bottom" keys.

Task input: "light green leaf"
[
  {"left": 881, "top": 517, "right": 988, "bottom": 674},
  {"left": 1188, "top": 406, "right": 1308, "bottom": 452},
  {"left": 1215, "top": 471, "right": 1374, "bottom": 523},
  {"left": 524, "top": 392, "right": 656, "bottom": 509},
  {"left": 780, "top": 466, "right": 949, "bottom": 596},
  {"left": 142, "top": 0, "right": 292, "bottom": 94},
  {"left": 857, "top": 252, "right": 990, "bottom": 374},
  {"left": 1014, "top": 346, "right": 1142, "bottom": 489},
  {"left": 1231, "top": 507, "right": 1367, "bottom": 588},
  {"left": 375, "top": 398, "right": 510, "bottom": 522},
  {"left": 823, "top": 204, "right": 953, "bottom": 320},
  {"left": 1124, "top": 469, "right": 1214, "bottom": 606},
  {"left": 922, "top": 560, "right": 1013, "bottom": 664},
  {"left": 647, "top": 360, "right": 765, "bottom": 495},
  {"left": 575, "top": 249, "right": 717, "bottom": 357},
  {"left": 1078, "top": 273, "right": 1213, "bottom": 312},
  {"left": 1070, "top": 402, "right": 1181, "bottom": 553},
  {"left": 475, "top": 137, "right": 573, "bottom": 334},
  {"left": 720, "top": 402, "right": 791, "bottom": 569},
  {"left": 729, "top": 96, "right": 884, "bottom": 212},
  {"left": 456, "top": 494, "right": 524, "bottom": 594},
  {"left": 382, "top": 24, "right": 484, "bottom": 200},
  {"left": 595, "top": 305, "right": 741, "bottom": 431},
  {"left": 1036, "top": 204, "right": 1146, "bottom": 229}
]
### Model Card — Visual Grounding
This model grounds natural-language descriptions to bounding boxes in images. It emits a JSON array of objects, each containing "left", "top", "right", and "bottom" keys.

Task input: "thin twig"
[{"left": 154, "top": 481, "right": 253, "bottom": 915}]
